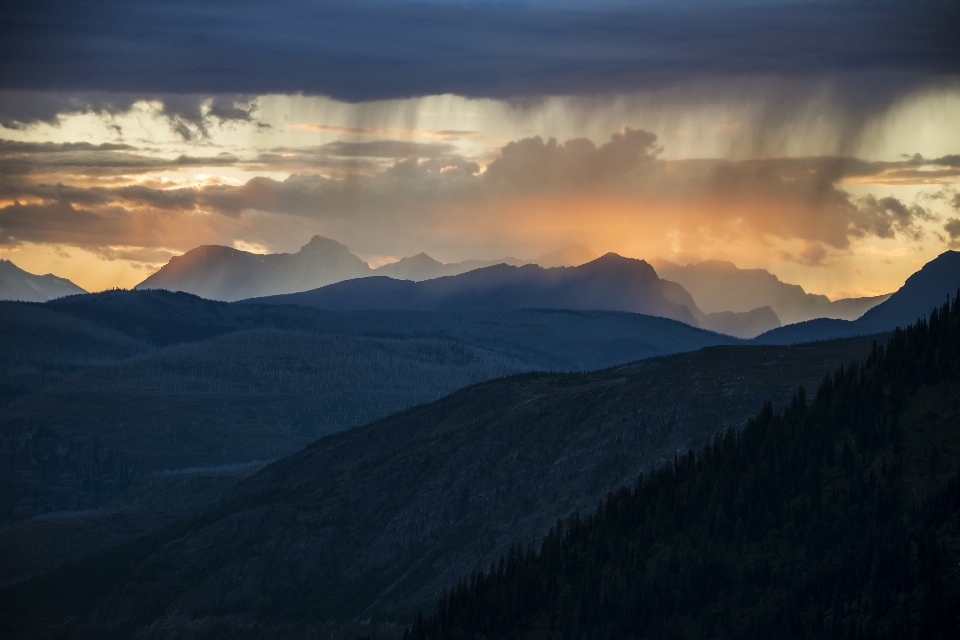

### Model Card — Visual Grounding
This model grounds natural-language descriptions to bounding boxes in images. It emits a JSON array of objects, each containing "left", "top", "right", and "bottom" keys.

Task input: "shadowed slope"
[{"left": 0, "top": 335, "right": 883, "bottom": 638}]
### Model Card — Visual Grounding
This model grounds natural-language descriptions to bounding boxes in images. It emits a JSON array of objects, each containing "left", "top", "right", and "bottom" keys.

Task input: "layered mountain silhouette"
[
  {"left": 0, "top": 259, "right": 86, "bottom": 302},
  {"left": 250, "top": 253, "right": 704, "bottom": 325},
  {"left": 251, "top": 252, "right": 783, "bottom": 337},
  {"left": 135, "top": 236, "right": 371, "bottom": 302},
  {"left": 753, "top": 250, "right": 960, "bottom": 344},
  {"left": 373, "top": 253, "right": 523, "bottom": 281},
  {"left": 137, "top": 237, "right": 600, "bottom": 303},
  {"left": 651, "top": 257, "right": 889, "bottom": 324},
  {"left": 658, "top": 279, "right": 780, "bottom": 338},
  {"left": 375, "top": 246, "right": 598, "bottom": 280}
]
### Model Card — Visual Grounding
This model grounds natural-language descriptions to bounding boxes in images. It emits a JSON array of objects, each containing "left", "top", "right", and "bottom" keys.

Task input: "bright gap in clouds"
[{"left": 1, "top": 79, "right": 960, "bottom": 298}]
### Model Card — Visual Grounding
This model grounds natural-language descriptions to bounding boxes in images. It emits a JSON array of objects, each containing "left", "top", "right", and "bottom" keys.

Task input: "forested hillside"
[
  {"left": 2, "top": 292, "right": 741, "bottom": 523},
  {"left": 404, "top": 297, "right": 960, "bottom": 640},
  {"left": 0, "top": 336, "right": 884, "bottom": 638}
]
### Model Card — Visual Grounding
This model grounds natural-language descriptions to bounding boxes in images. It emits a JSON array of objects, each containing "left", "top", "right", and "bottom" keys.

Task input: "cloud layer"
[
  {"left": 2, "top": 128, "right": 950, "bottom": 270},
  {"left": 2, "top": 1, "right": 958, "bottom": 105}
]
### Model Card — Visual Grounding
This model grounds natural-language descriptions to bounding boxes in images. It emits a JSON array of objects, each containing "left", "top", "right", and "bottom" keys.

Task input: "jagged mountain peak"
[
  {"left": 298, "top": 235, "right": 352, "bottom": 254},
  {"left": 0, "top": 258, "right": 87, "bottom": 302}
]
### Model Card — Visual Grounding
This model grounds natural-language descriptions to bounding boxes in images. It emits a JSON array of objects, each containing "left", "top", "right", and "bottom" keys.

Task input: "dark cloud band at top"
[{"left": 1, "top": 1, "right": 958, "bottom": 102}]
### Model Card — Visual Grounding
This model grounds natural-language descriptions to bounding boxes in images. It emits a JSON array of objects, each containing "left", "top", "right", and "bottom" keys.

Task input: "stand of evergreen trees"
[{"left": 402, "top": 295, "right": 960, "bottom": 640}]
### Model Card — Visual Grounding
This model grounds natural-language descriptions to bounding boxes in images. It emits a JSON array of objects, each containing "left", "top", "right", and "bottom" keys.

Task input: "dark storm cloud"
[
  {"left": 0, "top": 90, "right": 261, "bottom": 137},
  {"left": 1, "top": 1, "right": 957, "bottom": 103}
]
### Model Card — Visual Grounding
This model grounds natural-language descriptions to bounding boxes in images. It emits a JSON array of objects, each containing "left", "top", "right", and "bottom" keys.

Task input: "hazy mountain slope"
[
  {"left": 0, "top": 335, "right": 882, "bottom": 638},
  {"left": 136, "top": 234, "right": 592, "bottom": 300},
  {"left": 251, "top": 253, "right": 702, "bottom": 326},
  {"left": 651, "top": 257, "right": 889, "bottom": 324},
  {"left": 703, "top": 305, "right": 780, "bottom": 339},
  {"left": 136, "top": 236, "right": 372, "bottom": 301},
  {"left": 0, "top": 259, "right": 86, "bottom": 302},
  {"left": 374, "top": 253, "right": 528, "bottom": 280},
  {"left": 371, "top": 247, "right": 594, "bottom": 281},
  {"left": 374, "top": 253, "right": 458, "bottom": 280},
  {"left": 754, "top": 250, "right": 960, "bottom": 345},
  {"left": 659, "top": 279, "right": 781, "bottom": 338},
  {"left": 532, "top": 245, "right": 597, "bottom": 268}
]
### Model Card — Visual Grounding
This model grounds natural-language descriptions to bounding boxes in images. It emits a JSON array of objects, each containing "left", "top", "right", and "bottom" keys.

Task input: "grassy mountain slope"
[
  {"left": 405, "top": 298, "right": 960, "bottom": 640},
  {"left": 0, "top": 335, "right": 882, "bottom": 639}
]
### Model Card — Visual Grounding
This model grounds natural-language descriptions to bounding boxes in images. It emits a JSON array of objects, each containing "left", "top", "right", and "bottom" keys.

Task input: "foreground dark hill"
[
  {"left": 406, "top": 297, "right": 960, "bottom": 640},
  {"left": 252, "top": 253, "right": 702, "bottom": 325},
  {"left": 0, "top": 334, "right": 883, "bottom": 638},
  {"left": 0, "top": 259, "right": 86, "bottom": 302},
  {"left": 1, "top": 290, "right": 739, "bottom": 523},
  {"left": 652, "top": 257, "right": 889, "bottom": 324},
  {"left": 754, "top": 250, "right": 960, "bottom": 345}
]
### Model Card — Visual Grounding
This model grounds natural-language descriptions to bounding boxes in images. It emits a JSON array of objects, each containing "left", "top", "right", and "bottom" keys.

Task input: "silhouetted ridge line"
[
  {"left": 652, "top": 257, "right": 890, "bottom": 324},
  {"left": 249, "top": 253, "right": 703, "bottom": 326},
  {"left": 753, "top": 250, "right": 960, "bottom": 345}
]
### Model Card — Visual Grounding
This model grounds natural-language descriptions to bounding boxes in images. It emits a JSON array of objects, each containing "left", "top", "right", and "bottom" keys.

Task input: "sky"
[{"left": 1, "top": 0, "right": 960, "bottom": 298}]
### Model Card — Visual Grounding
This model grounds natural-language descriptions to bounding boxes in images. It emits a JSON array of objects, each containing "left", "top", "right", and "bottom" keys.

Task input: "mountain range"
[
  {"left": 0, "top": 259, "right": 86, "bottom": 302},
  {"left": 136, "top": 236, "right": 900, "bottom": 339},
  {"left": 651, "top": 257, "right": 890, "bottom": 325},
  {"left": 251, "top": 253, "right": 697, "bottom": 321},
  {"left": 2, "top": 253, "right": 958, "bottom": 638},
  {"left": 136, "top": 236, "right": 600, "bottom": 303},
  {"left": 753, "top": 250, "right": 960, "bottom": 344},
  {"left": 251, "top": 253, "right": 789, "bottom": 338}
]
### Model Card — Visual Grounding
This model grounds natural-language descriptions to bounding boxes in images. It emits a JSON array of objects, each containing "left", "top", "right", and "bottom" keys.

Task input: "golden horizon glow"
[{"left": 2, "top": 85, "right": 960, "bottom": 299}]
